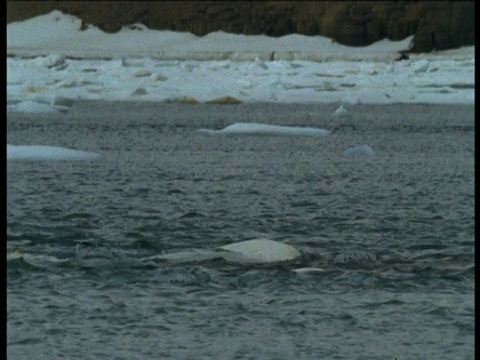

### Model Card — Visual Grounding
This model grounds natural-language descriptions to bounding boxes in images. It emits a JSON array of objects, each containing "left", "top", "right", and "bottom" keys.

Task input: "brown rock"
[
  {"left": 205, "top": 96, "right": 243, "bottom": 105},
  {"left": 349, "top": 3, "right": 374, "bottom": 23},
  {"left": 365, "top": 19, "right": 384, "bottom": 44}
]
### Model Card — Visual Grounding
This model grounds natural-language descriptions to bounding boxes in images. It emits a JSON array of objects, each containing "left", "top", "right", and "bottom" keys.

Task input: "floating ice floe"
[
  {"left": 7, "top": 97, "right": 76, "bottom": 114},
  {"left": 198, "top": 123, "right": 330, "bottom": 137},
  {"left": 32, "top": 54, "right": 66, "bottom": 69},
  {"left": 344, "top": 145, "right": 376, "bottom": 157},
  {"left": 7, "top": 100, "right": 60, "bottom": 114},
  {"left": 7, "top": 145, "right": 101, "bottom": 162}
]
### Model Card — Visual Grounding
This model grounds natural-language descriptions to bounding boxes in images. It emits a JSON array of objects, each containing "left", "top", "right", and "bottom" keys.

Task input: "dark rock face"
[{"left": 7, "top": 1, "right": 474, "bottom": 52}]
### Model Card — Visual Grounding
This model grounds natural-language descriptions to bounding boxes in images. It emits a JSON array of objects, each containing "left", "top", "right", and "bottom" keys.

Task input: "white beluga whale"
[
  {"left": 291, "top": 267, "right": 327, "bottom": 274},
  {"left": 198, "top": 123, "right": 330, "bottom": 138},
  {"left": 7, "top": 145, "right": 100, "bottom": 162},
  {"left": 7, "top": 248, "right": 24, "bottom": 261},
  {"left": 218, "top": 239, "right": 301, "bottom": 263},
  {"left": 7, "top": 247, "right": 69, "bottom": 265},
  {"left": 144, "top": 238, "right": 302, "bottom": 265}
]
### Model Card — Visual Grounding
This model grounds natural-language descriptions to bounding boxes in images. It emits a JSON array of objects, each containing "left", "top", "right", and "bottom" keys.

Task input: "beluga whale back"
[{"left": 144, "top": 238, "right": 301, "bottom": 265}]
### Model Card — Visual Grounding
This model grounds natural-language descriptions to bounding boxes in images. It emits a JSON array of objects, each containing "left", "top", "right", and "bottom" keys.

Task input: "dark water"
[{"left": 7, "top": 102, "right": 474, "bottom": 359}]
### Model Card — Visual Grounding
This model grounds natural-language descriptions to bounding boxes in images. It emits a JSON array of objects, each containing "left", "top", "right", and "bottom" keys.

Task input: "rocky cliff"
[{"left": 7, "top": 1, "right": 475, "bottom": 52}]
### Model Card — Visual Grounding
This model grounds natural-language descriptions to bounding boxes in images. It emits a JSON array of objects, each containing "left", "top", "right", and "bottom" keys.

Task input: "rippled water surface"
[{"left": 7, "top": 102, "right": 474, "bottom": 359}]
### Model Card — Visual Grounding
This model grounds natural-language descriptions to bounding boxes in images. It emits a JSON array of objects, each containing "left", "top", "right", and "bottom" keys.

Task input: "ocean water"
[{"left": 7, "top": 102, "right": 474, "bottom": 359}]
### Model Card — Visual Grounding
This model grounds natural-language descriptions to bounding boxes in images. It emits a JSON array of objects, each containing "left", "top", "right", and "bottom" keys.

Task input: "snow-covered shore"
[{"left": 7, "top": 11, "right": 474, "bottom": 109}]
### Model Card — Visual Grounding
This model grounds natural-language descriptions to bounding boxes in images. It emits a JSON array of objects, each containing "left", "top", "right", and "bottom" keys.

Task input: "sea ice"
[
  {"left": 7, "top": 100, "right": 59, "bottom": 113},
  {"left": 6, "top": 11, "right": 475, "bottom": 106},
  {"left": 33, "top": 54, "right": 66, "bottom": 68},
  {"left": 413, "top": 59, "right": 430, "bottom": 73}
]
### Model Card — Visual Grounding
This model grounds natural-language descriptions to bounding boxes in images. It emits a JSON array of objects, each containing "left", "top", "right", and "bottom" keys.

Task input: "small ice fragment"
[
  {"left": 334, "top": 105, "right": 351, "bottom": 118},
  {"left": 238, "top": 79, "right": 252, "bottom": 89},
  {"left": 33, "top": 54, "right": 65, "bottom": 68},
  {"left": 254, "top": 57, "right": 268, "bottom": 69},
  {"left": 413, "top": 59, "right": 430, "bottom": 73},
  {"left": 344, "top": 145, "right": 376, "bottom": 157}
]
